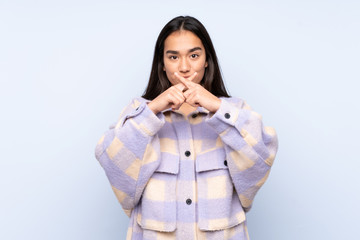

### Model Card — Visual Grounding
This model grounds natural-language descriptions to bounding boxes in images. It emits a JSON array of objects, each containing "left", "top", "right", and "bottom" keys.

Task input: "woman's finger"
[
  {"left": 186, "top": 94, "right": 200, "bottom": 107},
  {"left": 173, "top": 89, "right": 186, "bottom": 105},
  {"left": 174, "top": 72, "right": 195, "bottom": 89},
  {"left": 183, "top": 87, "right": 194, "bottom": 99},
  {"left": 174, "top": 72, "right": 190, "bottom": 88},
  {"left": 169, "top": 86, "right": 186, "bottom": 107},
  {"left": 183, "top": 89, "right": 200, "bottom": 107},
  {"left": 187, "top": 72, "right": 198, "bottom": 82},
  {"left": 171, "top": 84, "right": 187, "bottom": 102},
  {"left": 172, "top": 94, "right": 186, "bottom": 109},
  {"left": 173, "top": 82, "right": 186, "bottom": 92}
]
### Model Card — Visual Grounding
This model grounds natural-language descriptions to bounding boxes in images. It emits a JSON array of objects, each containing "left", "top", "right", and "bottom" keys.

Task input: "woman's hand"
[
  {"left": 174, "top": 72, "right": 221, "bottom": 113},
  {"left": 147, "top": 73, "right": 197, "bottom": 114}
]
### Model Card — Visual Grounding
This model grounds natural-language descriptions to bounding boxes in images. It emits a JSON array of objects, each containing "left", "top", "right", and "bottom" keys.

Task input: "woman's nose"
[{"left": 179, "top": 58, "right": 190, "bottom": 73}]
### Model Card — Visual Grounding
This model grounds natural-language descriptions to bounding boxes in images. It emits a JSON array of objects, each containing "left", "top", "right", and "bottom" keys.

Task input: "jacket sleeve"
[
  {"left": 205, "top": 97, "right": 279, "bottom": 212},
  {"left": 94, "top": 98, "right": 165, "bottom": 217}
]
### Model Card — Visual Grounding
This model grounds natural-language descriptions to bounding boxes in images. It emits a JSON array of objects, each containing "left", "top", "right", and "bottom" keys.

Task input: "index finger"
[
  {"left": 173, "top": 82, "right": 186, "bottom": 92},
  {"left": 174, "top": 72, "right": 196, "bottom": 88},
  {"left": 187, "top": 72, "right": 198, "bottom": 82}
]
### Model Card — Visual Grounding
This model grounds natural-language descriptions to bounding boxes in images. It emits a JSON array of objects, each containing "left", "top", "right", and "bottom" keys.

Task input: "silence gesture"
[
  {"left": 148, "top": 72, "right": 221, "bottom": 114},
  {"left": 174, "top": 72, "right": 221, "bottom": 113}
]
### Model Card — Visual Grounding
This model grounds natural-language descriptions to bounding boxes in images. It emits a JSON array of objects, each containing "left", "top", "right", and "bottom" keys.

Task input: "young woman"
[{"left": 95, "top": 16, "right": 278, "bottom": 240}]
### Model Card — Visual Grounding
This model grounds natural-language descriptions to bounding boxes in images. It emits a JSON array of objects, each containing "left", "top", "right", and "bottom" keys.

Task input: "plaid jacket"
[{"left": 95, "top": 96, "right": 278, "bottom": 240}]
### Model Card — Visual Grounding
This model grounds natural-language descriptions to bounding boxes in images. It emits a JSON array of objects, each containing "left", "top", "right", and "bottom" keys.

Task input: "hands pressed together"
[{"left": 147, "top": 72, "right": 221, "bottom": 115}]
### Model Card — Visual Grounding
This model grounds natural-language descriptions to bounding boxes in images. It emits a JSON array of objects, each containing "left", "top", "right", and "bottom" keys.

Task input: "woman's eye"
[
  {"left": 190, "top": 54, "right": 199, "bottom": 59},
  {"left": 169, "top": 56, "right": 178, "bottom": 60}
]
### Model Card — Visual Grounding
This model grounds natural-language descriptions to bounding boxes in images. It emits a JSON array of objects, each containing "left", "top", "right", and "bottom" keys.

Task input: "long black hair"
[{"left": 141, "top": 16, "right": 230, "bottom": 100}]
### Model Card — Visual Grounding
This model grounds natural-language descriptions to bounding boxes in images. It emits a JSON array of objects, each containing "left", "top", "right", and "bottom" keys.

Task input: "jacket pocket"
[
  {"left": 136, "top": 153, "right": 179, "bottom": 232},
  {"left": 195, "top": 147, "right": 246, "bottom": 231}
]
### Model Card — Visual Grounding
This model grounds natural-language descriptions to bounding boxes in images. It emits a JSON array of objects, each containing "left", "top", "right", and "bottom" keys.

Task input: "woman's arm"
[
  {"left": 205, "top": 97, "right": 279, "bottom": 212},
  {"left": 94, "top": 98, "right": 165, "bottom": 217}
]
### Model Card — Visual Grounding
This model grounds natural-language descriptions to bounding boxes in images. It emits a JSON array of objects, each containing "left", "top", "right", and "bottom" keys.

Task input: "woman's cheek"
[
  {"left": 166, "top": 71, "right": 177, "bottom": 85},
  {"left": 194, "top": 67, "right": 206, "bottom": 83}
]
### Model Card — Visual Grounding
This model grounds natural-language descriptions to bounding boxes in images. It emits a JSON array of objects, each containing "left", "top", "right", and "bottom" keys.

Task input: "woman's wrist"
[
  {"left": 147, "top": 101, "right": 159, "bottom": 114},
  {"left": 208, "top": 97, "right": 221, "bottom": 113}
]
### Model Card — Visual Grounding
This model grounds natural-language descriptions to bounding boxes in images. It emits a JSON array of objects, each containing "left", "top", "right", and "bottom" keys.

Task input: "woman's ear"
[
  {"left": 163, "top": 66, "right": 166, "bottom": 71},
  {"left": 205, "top": 61, "right": 208, "bottom": 68}
]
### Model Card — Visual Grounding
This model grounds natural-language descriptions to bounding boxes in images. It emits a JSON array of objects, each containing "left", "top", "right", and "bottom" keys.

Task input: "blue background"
[{"left": 1, "top": 0, "right": 359, "bottom": 239}]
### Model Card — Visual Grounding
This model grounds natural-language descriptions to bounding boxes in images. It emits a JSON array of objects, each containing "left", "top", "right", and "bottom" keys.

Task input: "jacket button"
[
  {"left": 224, "top": 160, "right": 228, "bottom": 166},
  {"left": 185, "top": 150, "right": 191, "bottom": 157},
  {"left": 224, "top": 113, "right": 231, "bottom": 119},
  {"left": 192, "top": 113, "right": 198, "bottom": 118},
  {"left": 186, "top": 198, "right": 192, "bottom": 205}
]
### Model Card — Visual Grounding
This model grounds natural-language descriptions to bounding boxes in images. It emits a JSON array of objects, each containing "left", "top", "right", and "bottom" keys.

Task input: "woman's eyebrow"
[
  {"left": 166, "top": 50, "right": 179, "bottom": 55},
  {"left": 165, "top": 47, "right": 203, "bottom": 55},
  {"left": 188, "top": 47, "right": 202, "bottom": 53}
]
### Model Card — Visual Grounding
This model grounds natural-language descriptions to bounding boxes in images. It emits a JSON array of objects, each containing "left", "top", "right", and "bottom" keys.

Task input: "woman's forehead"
[{"left": 164, "top": 30, "right": 204, "bottom": 53}]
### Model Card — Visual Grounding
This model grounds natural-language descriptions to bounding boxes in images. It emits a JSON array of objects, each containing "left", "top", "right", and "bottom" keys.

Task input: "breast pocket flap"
[
  {"left": 195, "top": 148, "right": 228, "bottom": 172},
  {"left": 155, "top": 152, "right": 179, "bottom": 174}
]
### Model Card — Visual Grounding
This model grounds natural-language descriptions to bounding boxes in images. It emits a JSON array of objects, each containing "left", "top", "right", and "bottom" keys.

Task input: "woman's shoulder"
[
  {"left": 130, "top": 96, "right": 150, "bottom": 103},
  {"left": 109, "top": 96, "right": 152, "bottom": 129},
  {"left": 218, "top": 96, "right": 252, "bottom": 110},
  {"left": 121, "top": 96, "right": 151, "bottom": 109}
]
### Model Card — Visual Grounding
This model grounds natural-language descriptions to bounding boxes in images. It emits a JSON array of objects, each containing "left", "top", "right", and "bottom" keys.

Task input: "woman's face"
[{"left": 163, "top": 30, "right": 208, "bottom": 85}]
